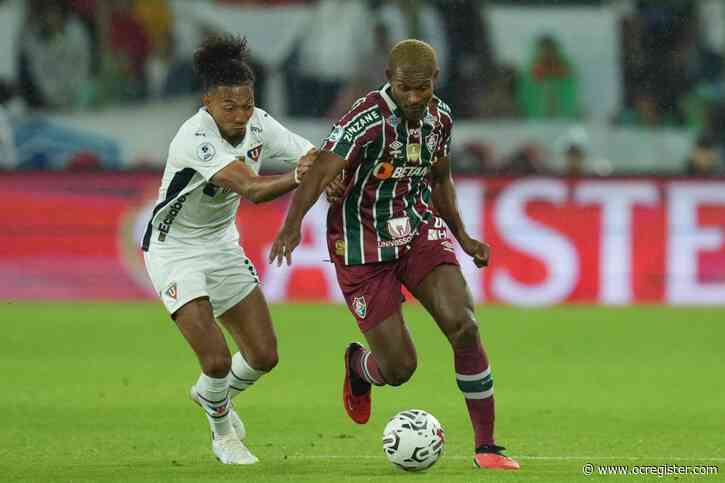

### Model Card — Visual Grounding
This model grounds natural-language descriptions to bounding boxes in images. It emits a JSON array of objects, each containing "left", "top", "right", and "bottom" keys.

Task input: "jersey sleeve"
[
  {"left": 168, "top": 132, "right": 237, "bottom": 182},
  {"left": 321, "top": 100, "right": 382, "bottom": 164},
  {"left": 436, "top": 104, "right": 453, "bottom": 159},
  {"left": 260, "top": 112, "right": 314, "bottom": 166},
  {"left": 436, "top": 122, "right": 452, "bottom": 159}
]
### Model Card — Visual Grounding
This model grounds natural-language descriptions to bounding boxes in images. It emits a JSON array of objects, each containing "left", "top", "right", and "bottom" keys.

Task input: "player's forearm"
[
  {"left": 432, "top": 175, "right": 468, "bottom": 241},
  {"left": 282, "top": 170, "right": 328, "bottom": 229},
  {"left": 245, "top": 171, "right": 298, "bottom": 204},
  {"left": 282, "top": 156, "right": 341, "bottom": 229}
]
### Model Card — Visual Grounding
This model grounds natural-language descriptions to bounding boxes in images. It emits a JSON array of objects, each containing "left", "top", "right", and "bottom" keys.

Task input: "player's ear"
[
  {"left": 202, "top": 93, "right": 211, "bottom": 110},
  {"left": 385, "top": 68, "right": 392, "bottom": 83},
  {"left": 432, "top": 68, "right": 439, "bottom": 85}
]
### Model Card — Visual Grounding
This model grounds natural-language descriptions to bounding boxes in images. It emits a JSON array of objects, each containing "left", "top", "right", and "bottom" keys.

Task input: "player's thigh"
[
  {"left": 332, "top": 256, "right": 405, "bottom": 333},
  {"left": 217, "top": 286, "right": 278, "bottom": 372},
  {"left": 410, "top": 264, "right": 478, "bottom": 346},
  {"left": 175, "top": 296, "right": 231, "bottom": 377},
  {"left": 363, "top": 310, "right": 417, "bottom": 385}
]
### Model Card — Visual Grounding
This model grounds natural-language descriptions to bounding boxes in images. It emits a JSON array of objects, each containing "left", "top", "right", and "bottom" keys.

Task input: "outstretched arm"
[
  {"left": 269, "top": 150, "right": 347, "bottom": 266},
  {"left": 430, "top": 156, "right": 490, "bottom": 267},
  {"left": 212, "top": 148, "right": 317, "bottom": 204}
]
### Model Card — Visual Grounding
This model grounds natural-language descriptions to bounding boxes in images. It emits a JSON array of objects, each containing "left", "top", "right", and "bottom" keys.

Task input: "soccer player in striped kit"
[{"left": 270, "top": 39, "right": 519, "bottom": 470}]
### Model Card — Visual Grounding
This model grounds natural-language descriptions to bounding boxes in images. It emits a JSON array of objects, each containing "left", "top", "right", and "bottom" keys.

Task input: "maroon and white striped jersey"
[{"left": 322, "top": 83, "right": 453, "bottom": 265}]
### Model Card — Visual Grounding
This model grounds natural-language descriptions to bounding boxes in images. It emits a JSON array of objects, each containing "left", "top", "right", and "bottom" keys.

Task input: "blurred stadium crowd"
[{"left": 0, "top": 0, "right": 724, "bottom": 176}]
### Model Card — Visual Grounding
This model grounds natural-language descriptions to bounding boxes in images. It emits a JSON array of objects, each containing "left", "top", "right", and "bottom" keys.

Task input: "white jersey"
[{"left": 141, "top": 107, "right": 313, "bottom": 251}]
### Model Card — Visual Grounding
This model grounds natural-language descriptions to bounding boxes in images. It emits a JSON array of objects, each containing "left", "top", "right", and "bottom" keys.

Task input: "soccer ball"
[{"left": 382, "top": 409, "right": 445, "bottom": 471}]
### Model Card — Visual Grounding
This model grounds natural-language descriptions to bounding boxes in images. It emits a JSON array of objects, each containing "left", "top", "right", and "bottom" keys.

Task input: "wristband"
[{"left": 294, "top": 166, "right": 301, "bottom": 184}]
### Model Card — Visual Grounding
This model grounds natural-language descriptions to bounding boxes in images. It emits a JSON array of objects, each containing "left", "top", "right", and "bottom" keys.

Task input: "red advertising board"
[{"left": 1, "top": 173, "right": 724, "bottom": 305}]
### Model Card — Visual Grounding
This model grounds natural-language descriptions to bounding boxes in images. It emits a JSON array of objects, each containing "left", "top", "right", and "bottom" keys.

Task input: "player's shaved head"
[
  {"left": 388, "top": 39, "right": 438, "bottom": 76},
  {"left": 386, "top": 39, "right": 439, "bottom": 122}
]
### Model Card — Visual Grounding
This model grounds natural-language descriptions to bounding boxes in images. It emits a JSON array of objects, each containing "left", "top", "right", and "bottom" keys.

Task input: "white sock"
[
  {"left": 194, "top": 373, "right": 233, "bottom": 436},
  {"left": 228, "top": 352, "right": 265, "bottom": 399}
]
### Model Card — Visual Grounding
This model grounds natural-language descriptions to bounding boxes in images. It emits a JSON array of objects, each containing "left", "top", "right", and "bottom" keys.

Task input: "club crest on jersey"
[
  {"left": 164, "top": 282, "right": 178, "bottom": 301},
  {"left": 407, "top": 143, "right": 421, "bottom": 162},
  {"left": 197, "top": 142, "right": 215, "bottom": 162},
  {"left": 424, "top": 112, "right": 436, "bottom": 127},
  {"left": 426, "top": 134, "right": 439, "bottom": 154},
  {"left": 352, "top": 296, "right": 367, "bottom": 319},
  {"left": 247, "top": 145, "right": 262, "bottom": 162},
  {"left": 387, "top": 217, "right": 412, "bottom": 239}
]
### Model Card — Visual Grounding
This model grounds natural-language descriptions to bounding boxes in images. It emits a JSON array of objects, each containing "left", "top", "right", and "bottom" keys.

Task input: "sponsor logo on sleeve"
[
  {"left": 342, "top": 111, "right": 381, "bottom": 142},
  {"left": 328, "top": 125, "right": 344, "bottom": 143},
  {"left": 197, "top": 142, "right": 215, "bottom": 162}
]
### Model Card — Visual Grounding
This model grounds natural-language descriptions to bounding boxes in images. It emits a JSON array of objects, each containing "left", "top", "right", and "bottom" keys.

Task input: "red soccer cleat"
[
  {"left": 342, "top": 342, "right": 372, "bottom": 424},
  {"left": 473, "top": 445, "right": 521, "bottom": 470}
]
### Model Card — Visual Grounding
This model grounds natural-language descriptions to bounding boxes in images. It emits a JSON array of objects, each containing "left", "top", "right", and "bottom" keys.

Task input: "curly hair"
[{"left": 193, "top": 34, "right": 255, "bottom": 92}]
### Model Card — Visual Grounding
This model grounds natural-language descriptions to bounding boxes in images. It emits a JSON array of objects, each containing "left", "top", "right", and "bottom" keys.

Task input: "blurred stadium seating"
[
  {"left": 0, "top": 0, "right": 724, "bottom": 304},
  {"left": 0, "top": 0, "right": 724, "bottom": 175}
]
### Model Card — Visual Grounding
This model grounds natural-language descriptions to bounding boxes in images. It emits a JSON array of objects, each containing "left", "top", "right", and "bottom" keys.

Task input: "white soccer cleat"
[
  {"left": 228, "top": 406, "right": 247, "bottom": 440},
  {"left": 190, "top": 386, "right": 247, "bottom": 440},
  {"left": 212, "top": 432, "right": 259, "bottom": 465}
]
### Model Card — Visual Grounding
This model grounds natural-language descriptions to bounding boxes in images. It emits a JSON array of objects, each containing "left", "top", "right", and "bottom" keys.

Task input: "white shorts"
[{"left": 143, "top": 243, "right": 260, "bottom": 318}]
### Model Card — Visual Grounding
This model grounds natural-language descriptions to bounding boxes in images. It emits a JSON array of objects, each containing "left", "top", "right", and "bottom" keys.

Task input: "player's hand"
[
  {"left": 325, "top": 173, "right": 345, "bottom": 204},
  {"left": 295, "top": 148, "right": 318, "bottom": 183},
  {"left": 459, "top": 235, "right": 490, "bottom": 268},
  {"left": 269, "top": 222, "right": 302, "bottom": 267}
]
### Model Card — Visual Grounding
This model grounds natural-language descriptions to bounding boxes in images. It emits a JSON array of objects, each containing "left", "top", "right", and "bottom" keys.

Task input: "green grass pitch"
[{"left": 1, "top": 302, "right": 723, "bottom": 482}]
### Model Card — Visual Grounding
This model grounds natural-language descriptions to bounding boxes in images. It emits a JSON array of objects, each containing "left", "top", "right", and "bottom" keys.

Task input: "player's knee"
[
  {"left": 448, "top": 314, "right": 480, "bottom": 348},
  {"left": 383, "top": 358, "right": 417, "bottom": 387},
  {"left": 246, "top": 348, "right": 279, "bottom": 373},
  {"left": 201, "top": 352, "right": 232, "bottom": 378}
]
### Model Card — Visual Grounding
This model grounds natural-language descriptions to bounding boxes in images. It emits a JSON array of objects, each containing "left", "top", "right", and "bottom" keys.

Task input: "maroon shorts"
[{"left": 331, "top": 220, "right": 459, "bottom": 332}]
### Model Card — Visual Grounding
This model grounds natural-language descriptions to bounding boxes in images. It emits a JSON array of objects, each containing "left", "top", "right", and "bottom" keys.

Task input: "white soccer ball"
[{"left": 382, "top": 409, "right": 445, "bottom": 471}]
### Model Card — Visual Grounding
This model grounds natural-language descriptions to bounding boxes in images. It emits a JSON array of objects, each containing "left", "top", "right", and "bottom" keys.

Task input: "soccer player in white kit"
[{"left": 141, "top": 35, "right": 316, "bottom": 465}]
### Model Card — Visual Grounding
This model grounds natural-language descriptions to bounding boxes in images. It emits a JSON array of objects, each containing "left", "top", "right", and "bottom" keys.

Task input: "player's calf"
[{"left": 379, "top": 359, "right": 416, "bottom": 386}]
